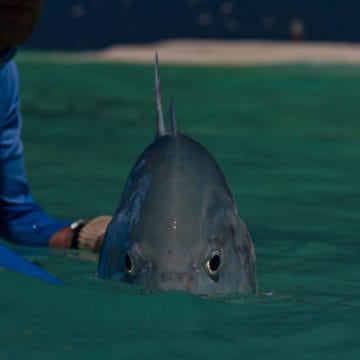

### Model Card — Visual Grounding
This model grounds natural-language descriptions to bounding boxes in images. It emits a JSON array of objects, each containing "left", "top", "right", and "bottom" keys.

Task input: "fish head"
[{"left": 104, "top": 135, "right": 257, "bottom": 295}]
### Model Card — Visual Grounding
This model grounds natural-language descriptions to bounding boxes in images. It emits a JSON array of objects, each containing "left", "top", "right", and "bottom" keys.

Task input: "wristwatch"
[{"left": 70, "top": 219, "right": 88, "bottom": 248}]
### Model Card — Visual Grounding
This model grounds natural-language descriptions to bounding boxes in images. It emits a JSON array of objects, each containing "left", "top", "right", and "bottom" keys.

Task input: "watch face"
[{"left": 0, "top": 0, "right": 44, "bottom": 48}]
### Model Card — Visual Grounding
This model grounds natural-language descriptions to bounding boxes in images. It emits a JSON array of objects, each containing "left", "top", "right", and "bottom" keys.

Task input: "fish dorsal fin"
[
  {"left": 155, "top": 52, "right": 166, "bottom": 137},
  {"left": 169, "top": 99, "right": 177, "bottom": 137}
]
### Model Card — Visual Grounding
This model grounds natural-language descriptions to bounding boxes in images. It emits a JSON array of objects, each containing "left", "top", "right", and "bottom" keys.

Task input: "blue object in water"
[{"left": 0, "top": 243, "right": 63, "bottom": 285}]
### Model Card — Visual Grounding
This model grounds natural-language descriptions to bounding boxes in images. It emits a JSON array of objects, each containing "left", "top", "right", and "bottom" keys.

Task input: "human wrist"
[{"left": 48, "top": 226, "right": 74, "bottom": 248}]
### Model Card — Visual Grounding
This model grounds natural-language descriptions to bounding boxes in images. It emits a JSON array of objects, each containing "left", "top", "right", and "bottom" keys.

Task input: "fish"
[{"left": 98, "top": 54, "right": 257, "bottom": 295}]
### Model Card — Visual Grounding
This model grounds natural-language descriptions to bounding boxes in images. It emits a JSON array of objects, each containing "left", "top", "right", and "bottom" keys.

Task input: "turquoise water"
[{"left": 0, "top": 58, "right": 359, "bottom": 359}]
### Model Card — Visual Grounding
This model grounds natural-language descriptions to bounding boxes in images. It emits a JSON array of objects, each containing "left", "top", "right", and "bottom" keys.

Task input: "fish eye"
[
  {"left": 206, "top": 251, "right": 221, "bottom": 275},
  {"left": 125, "top": 253, "right": 134, "bottom": 274}
]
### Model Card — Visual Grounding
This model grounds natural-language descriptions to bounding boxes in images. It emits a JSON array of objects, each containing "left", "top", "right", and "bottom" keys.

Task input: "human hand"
[
  {"left": 0, "top": 0, "right": 44, "bottom": 50},
  {"left": 73, "top": 216, "right": 112, "bottom": 252},
  {"left": 48, "top": 216, "right": 112, "bottom": 251}
]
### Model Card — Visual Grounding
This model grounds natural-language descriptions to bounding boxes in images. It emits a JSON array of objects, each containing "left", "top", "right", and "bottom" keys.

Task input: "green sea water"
[{"left": 1, "top": 56, "right": 359, "bottom": 359}]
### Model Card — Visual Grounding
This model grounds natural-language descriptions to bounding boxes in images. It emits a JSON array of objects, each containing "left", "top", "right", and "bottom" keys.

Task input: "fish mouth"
[
  {"left": 160, "top": 272, "right": 194, "bottom": 291},
  {"left": 132, "top": 269, "right": 197, "bottom": 293},
  {"left": 158, "top": 271, "right": 195, "bottom": 292},
  {"left": 161, "top": 272, "right": 189, "bottom": 281}
]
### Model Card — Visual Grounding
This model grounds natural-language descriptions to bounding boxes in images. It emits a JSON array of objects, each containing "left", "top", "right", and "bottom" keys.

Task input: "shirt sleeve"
[{"left": 0, "top": 59, "right": 69, "bottom": 246}]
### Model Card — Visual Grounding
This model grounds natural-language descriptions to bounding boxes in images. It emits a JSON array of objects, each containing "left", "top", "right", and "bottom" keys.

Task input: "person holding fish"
[{"left": 0, "top": 0, "right": 111, "bottom": 250}]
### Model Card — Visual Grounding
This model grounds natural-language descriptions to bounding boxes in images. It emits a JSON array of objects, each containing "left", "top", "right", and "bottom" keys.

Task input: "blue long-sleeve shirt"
[{"left": 0, "top": 50, "right": 68, "bottom": 245}]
